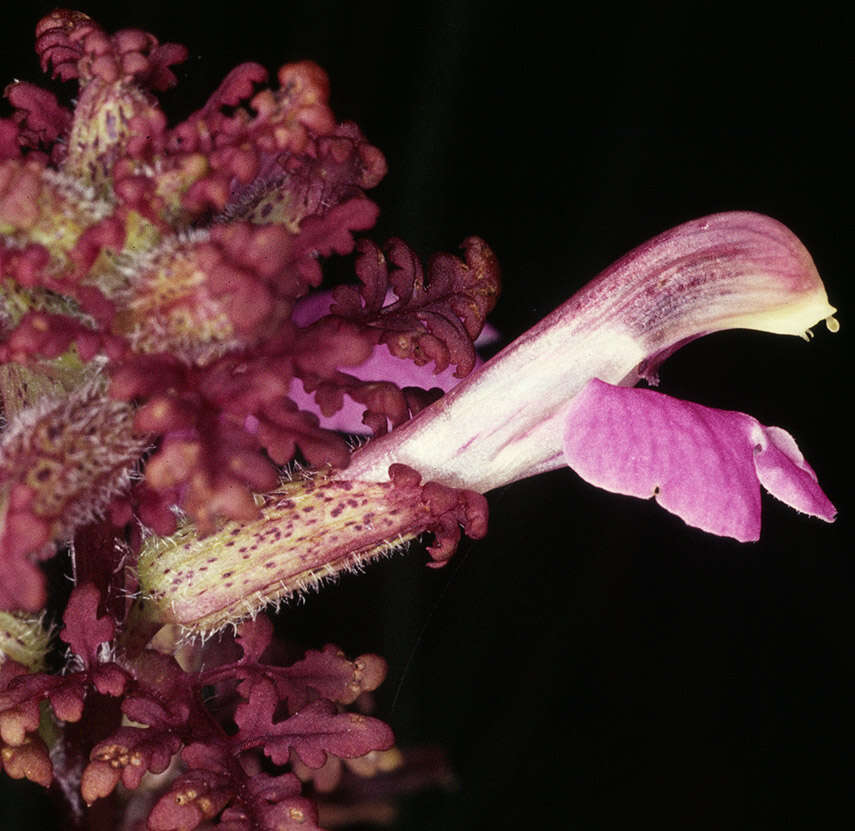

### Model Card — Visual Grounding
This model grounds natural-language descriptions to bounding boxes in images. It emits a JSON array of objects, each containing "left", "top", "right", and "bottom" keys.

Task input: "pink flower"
[{"left": 341, "top": 211, "right": 838, "bottom": 541}]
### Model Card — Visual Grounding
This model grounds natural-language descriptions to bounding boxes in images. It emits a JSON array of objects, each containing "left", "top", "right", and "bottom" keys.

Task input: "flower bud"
[
  {"left": 0, "top": 611, "right": 51, "bottom": 671},
  {"left": 0, "top": 379, "right": 148, "bottom": 609}
]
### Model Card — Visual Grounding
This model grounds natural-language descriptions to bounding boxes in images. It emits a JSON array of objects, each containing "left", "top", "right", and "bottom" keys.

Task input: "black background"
[{"left": 2, "top": 2, "right": 851, "bottom": 828}]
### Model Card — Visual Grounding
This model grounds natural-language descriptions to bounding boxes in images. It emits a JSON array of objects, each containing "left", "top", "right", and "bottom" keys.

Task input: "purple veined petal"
[
  {"left": 562, "top": 379, "right": 836, "bottom": 541},
  {"left": 289, "top": 289, "right": 499, "bottom": 431}
]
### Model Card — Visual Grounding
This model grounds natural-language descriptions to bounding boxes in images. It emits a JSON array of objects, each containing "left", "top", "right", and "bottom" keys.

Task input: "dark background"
[{"left": 2, "top": 2, "right": 851, "bottom": 828}]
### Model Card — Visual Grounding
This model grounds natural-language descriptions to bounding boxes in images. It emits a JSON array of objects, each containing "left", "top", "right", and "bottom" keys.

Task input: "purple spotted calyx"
[{"left": 138, "top": 465, "right": 487, "bottom": 636}]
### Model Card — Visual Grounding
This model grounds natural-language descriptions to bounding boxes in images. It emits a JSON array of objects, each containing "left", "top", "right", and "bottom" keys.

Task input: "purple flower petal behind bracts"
[
  {"left": 290, "top": 289, "right": 499, "bottom": 432},
  {"left": 562, "top": 379, "right": 836, "bottom": 541}
]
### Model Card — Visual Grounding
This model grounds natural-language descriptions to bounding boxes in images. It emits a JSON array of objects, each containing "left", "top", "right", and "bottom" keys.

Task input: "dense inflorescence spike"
[
  {"left": 0, "top": 7, "right": 497, "bottom": 542},
  {"left": 0, "top": 11, "right": 495, "bottom": 826}
]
